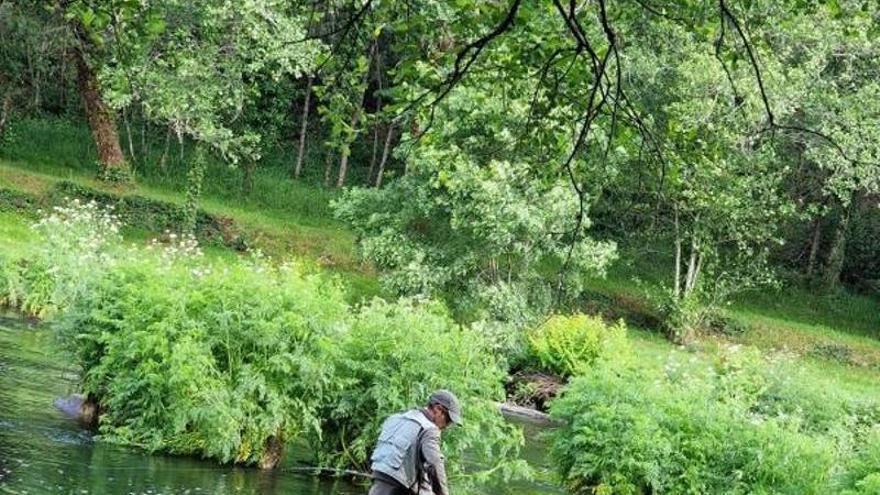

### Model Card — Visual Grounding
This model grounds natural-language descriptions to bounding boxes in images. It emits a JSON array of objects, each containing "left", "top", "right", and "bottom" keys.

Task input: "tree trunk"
[
  {"left": 335, "top": 42, "right": 376, "bottom": 188},
  {"left": 822, "top": 199, "right": 854, "bottom": 289},
  {"left": 335, "top": 110, "right": 360, "bottom": 188},
  {"left": 0, "top": 93, "right": 11, "bottom": 139},
  {"left": 242, "top": 160, "right": 255, "bottom": 196},
  {"left": 375, "top": 124, "right": 394, "bottom": 188},
  {"left": 140, "top": 114, "right": 148, "bottom": 158},
  {"left": 323, "top": 150, "right": 333, "bottom": 187},
  {"left": 159, "top": 126, "right": 172, "bottom": 171},
  {"left": 293, "top": 74, "right": 313, "bottom": 179},
  {"left": 806, "top": 216, "right": 823, "bottom": 277},
  {"left": 368, "top": 124, "right": 380, "bottom": 182},
  {"left": 122, "top": 106, "right": 136, "bottom": 163},
  {"left": 369, "top": 39, "right": 384, "bottom": 181},
  {"left": 72, "top": 41, "right": 128, "bottom": 180},
  {"left": 673, "top": 209, "right": 682, "bottom": 300},
  {"left": 684, "top": 239, "right": 699, "bottom": 296}
]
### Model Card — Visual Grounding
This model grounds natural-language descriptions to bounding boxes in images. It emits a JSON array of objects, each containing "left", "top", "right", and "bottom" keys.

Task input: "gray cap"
[{"left": 429, "top": 389, "right": 462, "bottom": 425}]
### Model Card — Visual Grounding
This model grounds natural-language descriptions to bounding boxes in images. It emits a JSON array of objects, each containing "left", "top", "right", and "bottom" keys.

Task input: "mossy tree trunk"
[
  {"left": 72, "top": 39, "right": 128, "bottom": 181},
  {"left": 0, "top": 93, "right": 11, "bottom": 139},
  {"left": 806, "top": 216, "right": 823, "bottom": 277},
  {"left": 822, "top": 197, "right": 855, "bottom": 289},
  {"left": 293, "top": 74, "right": 313, "bottom": 179},
  {"left": 259, "top": 432, "right": 285, "bottom": 470}
]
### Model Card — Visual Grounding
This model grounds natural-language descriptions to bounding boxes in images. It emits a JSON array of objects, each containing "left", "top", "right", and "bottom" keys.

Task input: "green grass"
[
  {"left": 732, "top": 284, "right": 880, "bottom": 338},
  {"left": 0, "top": 210, "right": 35, "bottom": 257},
  {"left": 584, "top": 244, "right": 880, "bottom": 380},
  {"left": 0, "top": 117, "right": 380, "bottom": 301}
]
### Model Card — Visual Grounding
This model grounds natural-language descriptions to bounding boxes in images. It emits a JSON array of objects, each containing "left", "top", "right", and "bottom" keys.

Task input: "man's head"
[{"left": 427, "top": 389, "right": 462, "bottom": 430}]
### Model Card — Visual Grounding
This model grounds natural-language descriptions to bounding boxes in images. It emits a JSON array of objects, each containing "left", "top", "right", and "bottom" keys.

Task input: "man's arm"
[{"left": 420, "top": 427, "right": 450, "bottom": 495}]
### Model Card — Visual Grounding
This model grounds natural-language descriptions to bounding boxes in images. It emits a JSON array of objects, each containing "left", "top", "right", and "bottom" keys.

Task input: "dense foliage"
[
  {"left": 319, "top": 298, "right": 527, "bottom": 483},
  {"left": 57, "top": 256, "right": 345, "bottom": 464},
  {"left": 550, "top": 347, "right": 880, "bottom": 494},
  {"left": 3, "top": 0, "right": 880, "bottom": 319},
  {"left": 0, "top": 200, "right": 528, "bottom": 484},
  {"left": 527, "top": 314, "right": 628, "bottom": 378}
]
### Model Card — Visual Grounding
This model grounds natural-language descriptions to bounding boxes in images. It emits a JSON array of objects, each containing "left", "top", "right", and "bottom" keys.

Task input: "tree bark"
[
  {"left": 684, "top": 239, "right": 699, "bottom": 296},
  {"left": 0, "top": 93, "right": 11, "bottom": 139},
  {"left": 293, "top": 74, "right": 313, "bottom": 179},
  {"left": 822, "top": 199, "right": 854, "bottom": 289},
  {"left": 140, "top": 113, "right": 148, "bottom": 158},
  {"left": 368, "top": 124, "right": 380, "bottom": 182},
  {"left": 375, "top": 124, "right": 394, "bottom": 188},
  {"left": 335, "top": 42, "right": 376, "bottom": 188},
  {"left": 159, "top": 126, "right": 172, "bottom": 171},
  {"left": 335, "top": 109, "right": 360, "bottom": 188},
  {"left": 122, "top": 106, "right": 136, "bottom": 163},
  {"left": 673, "top": 208, "right": 681, "bottom": 300},
  {"left": 323, "top": 149, "right": 333, "bottom": 187},
  {"left": 368, "top": 41, "right": 384, "bottom": 182},
  {"left": 806, "top": 216, "right": 823, "bottom": 277},
  {"left": 72, "top": 41, "right": 128, "bottom": 179}
]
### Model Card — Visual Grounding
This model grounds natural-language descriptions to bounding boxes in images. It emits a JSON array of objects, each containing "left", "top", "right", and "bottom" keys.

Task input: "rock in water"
[
  {"left": 54, "top": 395, "right": 85, "bottom": 418},
  {"left": 54, "top": 394, "right": 100, "bottom": 428}
]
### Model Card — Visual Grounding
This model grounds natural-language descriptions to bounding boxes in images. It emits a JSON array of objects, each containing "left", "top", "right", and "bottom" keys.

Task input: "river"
[{"left": 0, "top": 313, "right": 562, "bottom": 494}]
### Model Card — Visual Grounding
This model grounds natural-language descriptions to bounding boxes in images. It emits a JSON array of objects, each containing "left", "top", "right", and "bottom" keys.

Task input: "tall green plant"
[
  {"left": 317, "top": 298, "right": 529, "bottom": 486},
  {"left": 56, "top": 255, "right": 347, "bottom": 466}
]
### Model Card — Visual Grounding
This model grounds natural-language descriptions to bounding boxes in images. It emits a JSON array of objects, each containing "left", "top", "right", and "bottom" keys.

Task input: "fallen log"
[{"left": 497, "top": 402, "right": 555, "bottom": 426}]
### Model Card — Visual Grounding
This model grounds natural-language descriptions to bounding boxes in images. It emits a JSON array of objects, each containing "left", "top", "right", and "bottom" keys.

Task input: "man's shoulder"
[{"left": 402, "top": 408, "right": 439, "bottom": 431}]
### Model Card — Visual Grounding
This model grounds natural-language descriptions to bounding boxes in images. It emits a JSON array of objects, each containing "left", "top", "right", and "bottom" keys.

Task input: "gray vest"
[{"left": 370, "top": 409, "right": 438, "bottom": 491}]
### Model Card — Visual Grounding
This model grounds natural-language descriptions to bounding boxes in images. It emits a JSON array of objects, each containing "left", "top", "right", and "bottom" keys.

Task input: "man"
[{"left": 368, "top": 390, "right": 462, "bottom": 495}]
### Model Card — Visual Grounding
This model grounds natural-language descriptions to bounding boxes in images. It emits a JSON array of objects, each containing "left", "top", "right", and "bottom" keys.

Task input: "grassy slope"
[
  {"left": 2, "top": 117, "right": 878, "bottom": 396},
  {"left": 0, "top": 117, "right": 381, "bottom": 300},
  {"left": 593, "top": 249, "right": 880, "bottom": 398}
]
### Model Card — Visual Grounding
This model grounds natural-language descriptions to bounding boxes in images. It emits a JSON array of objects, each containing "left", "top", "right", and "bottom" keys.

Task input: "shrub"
[
  {"left": 0, "top": 187, "right": 38, "bottom": 213},
  {"left": 527, "top": 313, "right": 629, "bottom": 377},
  {"left": 839, "top": 428, "right": 880, "bottom": 494},
  {"left": 550, "top": 362, "right": 836, "bottom": 494},
  {"left": 810, "top": 342, "right": 855, "bottom": 365},
  {"left": 56, "top": 255, "right": 348, "bottom": 466},
  {"left": 0, "top": 255, "right": 13, "bottom": 304},
  {"left": 8, "top": 200, "right": 530, "bottom": 482},
  {"left": 0, "top": 199, "right": 120, "bottom": 317},
  {"left": 318, "top": 298, "right": 530, "bottom": 486}
]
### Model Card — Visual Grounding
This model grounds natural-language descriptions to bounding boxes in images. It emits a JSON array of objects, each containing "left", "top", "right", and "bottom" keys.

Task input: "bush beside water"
[
  {"left": 0, "top": 200, "right": 528, "bottom": 484},
  {"left": 527, "top": 313, "right": 629, "bottom": 378},
  {"left": 550, "top": 347, "right": 880, "bottom": 494},
  {"left": 57, "top": 258, "right": 346, "bottom": 465}
]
